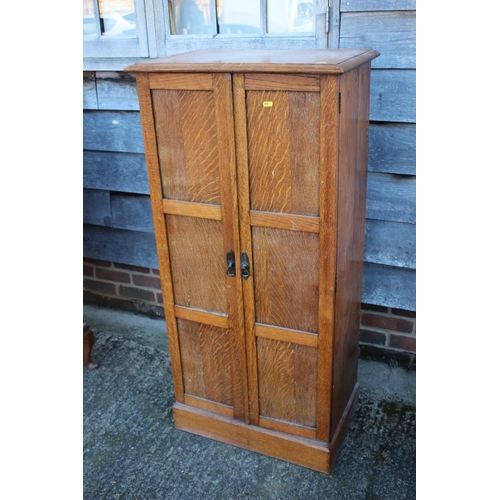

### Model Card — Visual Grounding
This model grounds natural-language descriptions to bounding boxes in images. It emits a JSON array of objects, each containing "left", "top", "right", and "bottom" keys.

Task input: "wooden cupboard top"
[{"left": 124, "top": 49, "right": 379, "bottom": 75}]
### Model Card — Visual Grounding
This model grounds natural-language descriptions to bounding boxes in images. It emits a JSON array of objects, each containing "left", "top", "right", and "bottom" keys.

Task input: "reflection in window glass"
[
  {"left": 169, "top": 0, "right": 212, "bottom": 35},
  {"left": 83, "top": 0, "right": 97, "bottom": 36},
  {"left": 267, "top": 0, "right": 314, "bottom": 33},
  {"left": 216, "top": 0, "right": 260, "bottom": 35},
  {"left": 97, "top": 0, "right": 136, "bottom": 37}
]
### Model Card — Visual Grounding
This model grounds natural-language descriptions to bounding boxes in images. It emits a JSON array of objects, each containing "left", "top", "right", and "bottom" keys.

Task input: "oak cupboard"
[{"left": 125, "top": 48, "right": 379, "bottom": 473}]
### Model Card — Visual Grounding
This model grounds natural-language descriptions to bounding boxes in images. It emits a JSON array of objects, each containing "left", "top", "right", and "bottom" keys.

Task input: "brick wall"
[{"left": 84, "top": 258, "right": 416, "bottom": 367}]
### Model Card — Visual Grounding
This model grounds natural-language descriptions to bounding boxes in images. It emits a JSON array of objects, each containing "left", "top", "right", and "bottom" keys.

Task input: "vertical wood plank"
[
  {"left": 233, "top": 73, "right": 260, "bottom": 425},
  {"left": 315, "top": 74, "right": 340, "bottom": 442},
  {"left": 213, "top": 72, "right": 249, "bottom": 423},
  {"left": 134, "top": 73, "right": 185, "bottom": 403}
]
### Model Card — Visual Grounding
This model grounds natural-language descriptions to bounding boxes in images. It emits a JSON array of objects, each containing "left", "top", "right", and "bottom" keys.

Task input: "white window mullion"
[
  {"left": 260, "top": 0, "right": 267, "bottom": 35},
  {"left": 210, "top": 0, "right": 218, "bottom": 37},
  {"left": 92, "top": 0, "right": 101, "bottom": 38}
]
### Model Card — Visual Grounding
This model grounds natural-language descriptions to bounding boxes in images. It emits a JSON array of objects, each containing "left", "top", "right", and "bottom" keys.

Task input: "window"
[
  {"left": 83, "top": 0, "right": 327, "bottom": 70},
  {"left": 168, "top": 0, "right": 314, "bottom": 36},
  {"left": 83, "top": 0, "right": 149, "bottom": 59}
]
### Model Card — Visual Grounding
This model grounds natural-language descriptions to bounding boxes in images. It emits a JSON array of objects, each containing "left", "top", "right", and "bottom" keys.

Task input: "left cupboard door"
[{"left": 135, "top": 72, "right": 248, "bottom": 422}]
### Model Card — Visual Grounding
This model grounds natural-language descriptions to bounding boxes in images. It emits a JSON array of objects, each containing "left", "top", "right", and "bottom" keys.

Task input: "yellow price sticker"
[{"left": 263, "top": 101, "right": 273, "bottom": 107}]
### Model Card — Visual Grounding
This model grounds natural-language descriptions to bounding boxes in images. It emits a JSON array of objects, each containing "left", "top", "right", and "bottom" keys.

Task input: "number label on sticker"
[{"left": 263, "top": 101, "right": 273, "bottom": 107}]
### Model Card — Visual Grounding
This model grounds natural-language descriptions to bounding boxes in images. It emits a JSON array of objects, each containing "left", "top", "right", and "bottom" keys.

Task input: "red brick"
[
  {"left": 83, "top": 279, "right": 117, "bottom": 295},
  {"left": 83, "top": 264, "right": 94, "bottom": 277},
  {"left": 389, "top": 334, "right": 416, "bottom": 352},
  {"left": 114, "top": 263, "right": 151, "bottom": 274},
  {"left": 118, "top": 285, "right": 156, "bottom": 302},
  {"left": 359, "top": 329, "right": 387, "bottom": 346},
  {"left": 156, "top": 292, "right": 163, "bottom": 304},
  {"left": 361, "top": 312, "right": 414, "bottom": 334},
  {"left": 96, "top": 268, "right": 131, "bottom": 284},
  {"left": 132, "top": 274, "right": 161, "bottom": 290},
  {"left": 152, "top": 269, "right": 160, "bottom": 275}
]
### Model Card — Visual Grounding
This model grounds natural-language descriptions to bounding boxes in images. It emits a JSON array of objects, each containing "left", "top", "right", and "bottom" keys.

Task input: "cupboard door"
[
  {"left": 136, "top": 73, "right": 248, "bottom": 421},
  {"left": 233, "top": 73, "right": 339, "bottom": 441}
]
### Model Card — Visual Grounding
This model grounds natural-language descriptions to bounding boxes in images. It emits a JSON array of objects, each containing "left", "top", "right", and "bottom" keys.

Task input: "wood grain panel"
[
  {"left": 255, "top": 323, "right": 318, "bottom": 348},
  {"left": 252, "top": 227, "right": 319, "bottom": 333},
  {"left": 250, "top": 211, "right": 319, "bottom": 233},
  {"left": 149, "top": 73, "right": 213, "bottom": 90},
  {"left": 257, "top": 338, "right": 317, "bottom": 428},
  {"left": 152, "top": 89, "right": 221, "bottom": 204},
  {"left": 162, "top": 199, "right": 222, "bottom": 220},
  {"left": 246, "top": 91, "right": 320, "bottom": 215},
  {"left": 174, "top": 305, "right": 228, "bottom": 329},
  {"left": 177, "top": 319, "right": 234, "bottom": 408},
  {"left": 244, "top": 73, "right": 320, "bottom": 92},
  {"left": 315, "top": 74, "right": 340, "bottom": 442},
  {"left": 331, "top": 63, "right": 371, "bottom": 432},
  {"left": 166, "top": 215, "right": 226, "bottom": 314}
]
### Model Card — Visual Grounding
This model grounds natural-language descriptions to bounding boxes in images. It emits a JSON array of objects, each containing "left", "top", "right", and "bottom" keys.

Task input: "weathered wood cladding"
[{"left": 83, "top": 3, "right": 416, "bottom": 311}]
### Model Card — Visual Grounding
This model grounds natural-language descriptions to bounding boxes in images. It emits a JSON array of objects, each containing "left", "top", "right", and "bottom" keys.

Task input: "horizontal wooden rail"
[
  {"left": 163, "top": 200, "right": 222, "bottom": 220},
  {"left": 250, "top": 211, "right": 320, "bottom": 233},
  {"left": 174, "top": 305, "right": 229, "bottom": 329},
  {"left": 255, "top": 323, "right": 318, "bottom": 348}
]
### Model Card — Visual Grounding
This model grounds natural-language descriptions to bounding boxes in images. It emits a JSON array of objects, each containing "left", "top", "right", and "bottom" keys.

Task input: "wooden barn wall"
[{"left": 83, "top": 0, "right": 416, "bottom": 311}]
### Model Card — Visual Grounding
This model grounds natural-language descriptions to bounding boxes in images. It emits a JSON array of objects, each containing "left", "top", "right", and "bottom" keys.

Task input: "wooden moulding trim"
[
  {"left": 254, "top": 323, "right": 318, "bottom": 348},
  {"left": 148, "top": 73, "right": 214, "bottom": 90},
  {"left": 249, "top": 211, "right": 320, "bottom": 233},
  {"left": 183, "top": 395, "right": 234, "bottom": 419},
  {"left": 174, "top": 306, "right": 229, "bottom": 329},
  {"left": 173, "top": 403, "right": 332, "bottom": 473},
  {"left": 162, "top": 199, "right": 222, "bottom": 220},
  {"left": 244, "top": 73, "right": 320, "bottom": 92},
  {"left": 259, "top": 416, "right": 316, "bottom": 440}
]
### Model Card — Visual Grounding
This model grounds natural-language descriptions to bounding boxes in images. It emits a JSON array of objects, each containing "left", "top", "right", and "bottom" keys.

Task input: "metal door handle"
[
  {"left": 241, "top": 252, "right": 250, "bottom": 280},
  {"left": 226, "top": 251, "right": 236, "bottom": 277}
]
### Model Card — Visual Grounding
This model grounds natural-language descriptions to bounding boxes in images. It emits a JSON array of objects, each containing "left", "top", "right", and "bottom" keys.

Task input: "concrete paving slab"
[{"left": 83, "top": 304, "right": 415, "bottom": 500}]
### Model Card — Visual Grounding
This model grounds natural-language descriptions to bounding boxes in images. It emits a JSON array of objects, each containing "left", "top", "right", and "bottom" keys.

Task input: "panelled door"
[
  {"left": 136, "top": 72, "right": 249, "bottom": 423},
  {"left": 136, "top": 70, "right": 339, "bottom": 442},
  {"left": 233, "top": 72, "right": 339, "bottom": 443}
]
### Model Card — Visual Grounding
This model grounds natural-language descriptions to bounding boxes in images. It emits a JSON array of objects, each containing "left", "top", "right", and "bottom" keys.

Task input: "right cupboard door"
[{"left": 233, "top": 73, "right": 340, "bottom": 443}]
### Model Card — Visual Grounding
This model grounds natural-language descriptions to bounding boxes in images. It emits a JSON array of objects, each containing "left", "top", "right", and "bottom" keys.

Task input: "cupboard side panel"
[{"left": 332, "top": 64, "right": 371, "bottom": 431}]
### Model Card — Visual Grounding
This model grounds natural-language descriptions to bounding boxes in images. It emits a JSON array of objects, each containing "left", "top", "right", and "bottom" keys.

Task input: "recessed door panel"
[
  {"left": 152, "top": 89, "right": 221, "bottom": 204},
  {"left": 252, "top": 226, "right": 319, "bottom": 333},
  {"left": 257, "top": 337, "right": 318, "bottom": 428},
  {"left": 246, "top": 90, "right": 320, "bottom": 216},
  {"left": 166, "top": 215, "right": 226, "bottom": 314},
  {"left": 177, "top": 318, "right": 234, "bottom": 410}
]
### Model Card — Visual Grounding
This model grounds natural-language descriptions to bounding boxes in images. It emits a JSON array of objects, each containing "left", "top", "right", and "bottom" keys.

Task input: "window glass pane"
[
  {"left": 169, "top": 0, "right": 212, "bottom": 35},
  {"left": 98, "top": 0, "right": 137, "bottom": 37},
  {"left": 216, "top": 0, "right": 260, "bottom": 35},
  {"left": 83, "top": 0, "right": 97, "bottom": 36},
  {"left": 267, "top": 0, "right": 314, "bottom": 33}
]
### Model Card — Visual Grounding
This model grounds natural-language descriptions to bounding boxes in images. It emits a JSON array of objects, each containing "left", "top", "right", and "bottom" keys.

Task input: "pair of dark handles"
[{"left": 226, "top": 251, "right": 250, "bottom": 279}]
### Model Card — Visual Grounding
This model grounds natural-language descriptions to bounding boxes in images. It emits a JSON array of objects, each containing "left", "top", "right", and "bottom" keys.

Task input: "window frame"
[{"left": 83, "top": 0, "right": 328, "bottom": 71}]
